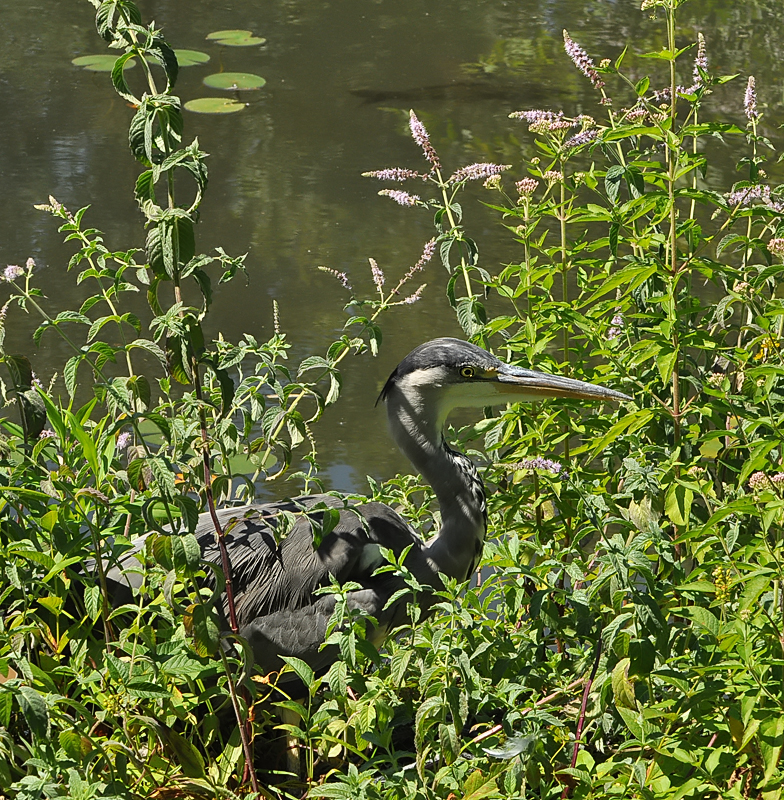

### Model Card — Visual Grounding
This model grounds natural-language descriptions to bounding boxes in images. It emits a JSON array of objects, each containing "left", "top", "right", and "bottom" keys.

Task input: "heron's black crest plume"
[{"left": 377, "top": 337, "right": 502, "bottom": 404}]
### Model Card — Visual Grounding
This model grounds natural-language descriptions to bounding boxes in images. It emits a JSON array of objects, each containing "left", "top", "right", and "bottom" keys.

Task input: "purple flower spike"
[
  {"left": 369, "top": 257, "right": 385, "bottom": 290},
  {"left": 402, "top": 284, "right": 426, "bottom": 304},
  {"left": 3, "top": 265, "right": 23, "bottom": 281},
  {"left": 515, "top": 456, "right": 565, "bottom": 476},
  {"left": 362, "top": 168, "right": 423, "bottom": 182},
  {"left": 563, "top": 30, "right": 604, "bottom": 90},
  {"left": 318, "top": 266, "right": 353, "bottom": 292},
  {"left": 448, "top": 163, "right": 511, "bottom": 184},
  {"left": 564, "top": 128, "right": 598, "bottom": 149},
  {"left": 409, "top": 110, "right": 441, "bottom": 169},
  {"left": 379, "top": 189, "right": 420, "bottom": 207},
  {"left": 744, "top": 76, "right": 760, "bottom": 121}
]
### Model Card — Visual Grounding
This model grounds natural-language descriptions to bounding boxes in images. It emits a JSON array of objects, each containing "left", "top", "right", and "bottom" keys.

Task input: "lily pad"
[
  {"left": 184, "top": 97, "right": 246, "bottom": 115},
  {"left": 203, "top": 72, "right": 266, "bottom": 91},
  {"left": 206, "top": 29, "right": 266, "bottom": 47},
  {"left": 174, "top": 49, "right": 210, "bottom": 67},
  {"left": 72, "top": 55, "right": 135, "bottom": 72}
]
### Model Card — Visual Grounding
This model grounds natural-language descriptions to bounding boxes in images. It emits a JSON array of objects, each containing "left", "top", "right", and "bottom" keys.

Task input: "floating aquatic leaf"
[
  {"left": 72, "top": 55, "right": 135, "bottom": 72},
  {"left": 203, "top": 72, "right": 266, "bottom": 91},
  {"left": 184, "top": 98, "right": 246, "bottom": 115},
  {"left": 206, "top": 29, "right": 266, "bottom": 47},
  {"left": 174, "top": 49, "right": 210, "bottom": 67}
]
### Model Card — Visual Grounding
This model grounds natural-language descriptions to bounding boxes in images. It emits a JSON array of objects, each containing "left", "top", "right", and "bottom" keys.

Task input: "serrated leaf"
[
  {"left": 184, "top": 603, "right": 220, "bottom": 657},
  {"left": 17, "top": 687, "right": 49, "bottom": 740},
  {"left": 612, "top": 658, "right": 637, "bottom": 710},
  {"left": 172, "top": 533, "right": 201, "bottom": 575}
]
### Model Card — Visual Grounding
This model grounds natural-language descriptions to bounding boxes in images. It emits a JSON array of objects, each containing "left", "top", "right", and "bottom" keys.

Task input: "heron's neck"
[{"left": 386, "top": 388, "right": 486, "bottom": 581}]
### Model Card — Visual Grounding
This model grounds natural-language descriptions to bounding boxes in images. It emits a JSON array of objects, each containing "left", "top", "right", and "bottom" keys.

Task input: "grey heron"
[{"left": 106, "top": 338, "right": 629, "bottom": 677}]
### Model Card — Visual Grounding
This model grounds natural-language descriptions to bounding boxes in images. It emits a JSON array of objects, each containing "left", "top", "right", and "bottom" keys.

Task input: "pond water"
[{"left": 1, "top": 0, "right": 783, "bottom": 493}]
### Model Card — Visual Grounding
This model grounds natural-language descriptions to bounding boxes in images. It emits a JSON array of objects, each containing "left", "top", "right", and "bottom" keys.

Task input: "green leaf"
[
  {"left": 612, "top": 658, "right": 637, "bottom": 710},
  {"left": 655, "top": 346, "right": 678, "bottom": 385},
  {"left": 172, "top": 533, "right": 201, "bottom": 576},
  {"left": 739, "top": 573, "right": 772, "bottom": 613},
  {"left": 616, "top": 706, "right": 644, "bottom": 742},
  {"left": 17, "top": 686, "right": 49, "bottom": 740},
  {"left": 202, "top": 72, "right": 266, "bottom": 91},
  {"left": 281, "top": 656, "right": 315, "bottom": 690},
  {"left": 184, "top": 604, "right": 221, "bottom": 657},
  {"left": 59, "top": 729, "right": 91, "bottom": 761},
  {"left": 168, "top": 730, "right": 206, "bottom": 778},
  {"left": 463, "top": 769, "right": 497, "bottom": 800},
  {"left": 72, "top": 54, "right": 135, "bottom": 72},
  {"left": 664, "top": 482, "right": 693, "bottom": 526},
  {"left": 175, "top": 49, "right": 210, "bottom": 67},
  {"left": 184, "top": 98, "right": 246, "bottom": 115},
  {"left": 678, "top": 606, "right": 719, "bottom": 638},
  {"left": 206, "top": 29, "right": 267, "bottom": 47},
  {"left": 127, "top": 457, "right": 148, "bottom": 491},
  {"left": 111, "top": 52, "right": 139, "bottom": 103}
]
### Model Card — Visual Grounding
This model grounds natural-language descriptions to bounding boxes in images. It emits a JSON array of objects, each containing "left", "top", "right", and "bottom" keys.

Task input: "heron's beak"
[{"left": 494, "top": 364, "right": 631, "bottom": 403}]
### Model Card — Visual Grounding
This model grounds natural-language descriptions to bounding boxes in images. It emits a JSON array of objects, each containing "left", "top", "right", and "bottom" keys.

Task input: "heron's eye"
[{"left": 460, "top": 366, "right": 475, "bottom": 379}]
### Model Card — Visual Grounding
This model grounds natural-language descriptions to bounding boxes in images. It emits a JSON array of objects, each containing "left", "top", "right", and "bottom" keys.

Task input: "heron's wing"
[
  {"left": 195, "top": 497, "right": 431, "bottom": 624},
  {"left": 104, "top": 496, "right": 437, "bottom": 675}
]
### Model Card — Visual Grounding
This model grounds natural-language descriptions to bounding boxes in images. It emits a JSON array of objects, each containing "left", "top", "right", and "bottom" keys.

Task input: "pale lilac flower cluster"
[
  {"left": 509, "top": 109, "right": 564, "bottom": 124},
  {"left": 563, "top": 30, "right": 604, "bottom": 90},
  {"left": 403, "top": 238, "right": 437, "bottom": 281},
  {"left": 31, "top": 372, "right": 42, "bottom": 389},
  {"left": 607, "top": 313, "right": 624, "bottom": 340},
  {"left": 448, "top": 163, "right": 511, "bottom": 184},
  {"left": 509, "top": 109, "right": 573, "bottom": 134},
  {"left": 369, "top": 257, "right": 385, "bottom": 290},
  {"left": 34, "top": 195, "right": 74, "bottom": 222},
  {"left": 543, "top": 170, "right": 564, "bottom": 183},
  {"left": 484, "top": 174, "right": 502, "bottom": 190},
  {"left": 116, "top": 432, "right": 132, "bottom": 451},
  {"left": 378, "top": 189, "right": 420, "bottom": 207},
  {"left": 706, "top": 372, "right": 725, "bottom": 388},
  {"left": 318, "top": 267, "right": 353, "bottom": 292},
  {"left": 403, "top": 285, "right": 426, "bottom": 305},
  {"left": 516, "top": 178, "right": 539, "bottom": 197},
  {"left": 691, "top": 33, "right": 707, "bottom": 89},
  {"left": 362, "top": 167, "right": 423, "bottom": 182},
  {"left": 3, "top": 265, "right": 23, "bottom": 281},
  {"left": 768, "top": 238, "right": 784, "bottom": 257},
  {"left": 725, "top": 184, "right": 784, "bottom": 213},
  {"left": 564, "top": 128, "right": 598, "bottom": 149},
  {"left": 651, "top": 86, "right": 690, "bottom": 104},
  {"left": 409, "top": 110, "right": 440, "bottom": 169},
  {"left": 749, "top": 471, "right": 784, "bottom": 491},
  {"left": 744, "top": 76, "right": 759, "bottom": 121},
  {"left": 624, "top": 105, "right": 648, "bottom": 123},
  {"left": 514, "top": 456, "right": 565, "bottom": 477},
  {"left": 38, "top": 429, "right": 57, "bottom": 440},
  {"left": 732, "top": 280, "right": 749, "bottom": 296}
]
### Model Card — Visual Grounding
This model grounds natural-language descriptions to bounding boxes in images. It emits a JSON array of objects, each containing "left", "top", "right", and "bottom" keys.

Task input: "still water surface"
[{"left": 1, "top": 0, "right": 783, "bottom": 492}]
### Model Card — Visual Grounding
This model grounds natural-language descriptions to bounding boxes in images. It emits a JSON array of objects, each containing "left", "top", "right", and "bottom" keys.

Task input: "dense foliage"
[{"left": 3, "top": 0, "right": 784, "bottom": 798}]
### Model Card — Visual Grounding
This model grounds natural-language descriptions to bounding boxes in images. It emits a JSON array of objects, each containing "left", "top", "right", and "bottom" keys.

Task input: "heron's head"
[{"left": 379, "top": 338, "right": 630, "bottom": 425}]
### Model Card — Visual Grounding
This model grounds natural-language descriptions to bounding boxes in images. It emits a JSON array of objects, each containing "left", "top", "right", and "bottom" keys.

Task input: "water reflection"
[{"left": 1, "top": 0, "right": 783, "bottom": 493}]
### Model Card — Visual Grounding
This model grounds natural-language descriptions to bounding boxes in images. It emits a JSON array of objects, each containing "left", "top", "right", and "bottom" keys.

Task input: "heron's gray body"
[
  {"left": 105, "top": 338, "right": 628, "bottom": 677},
  {"left": 198, "top": 497, "right": 440, "bottom": 674}
]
